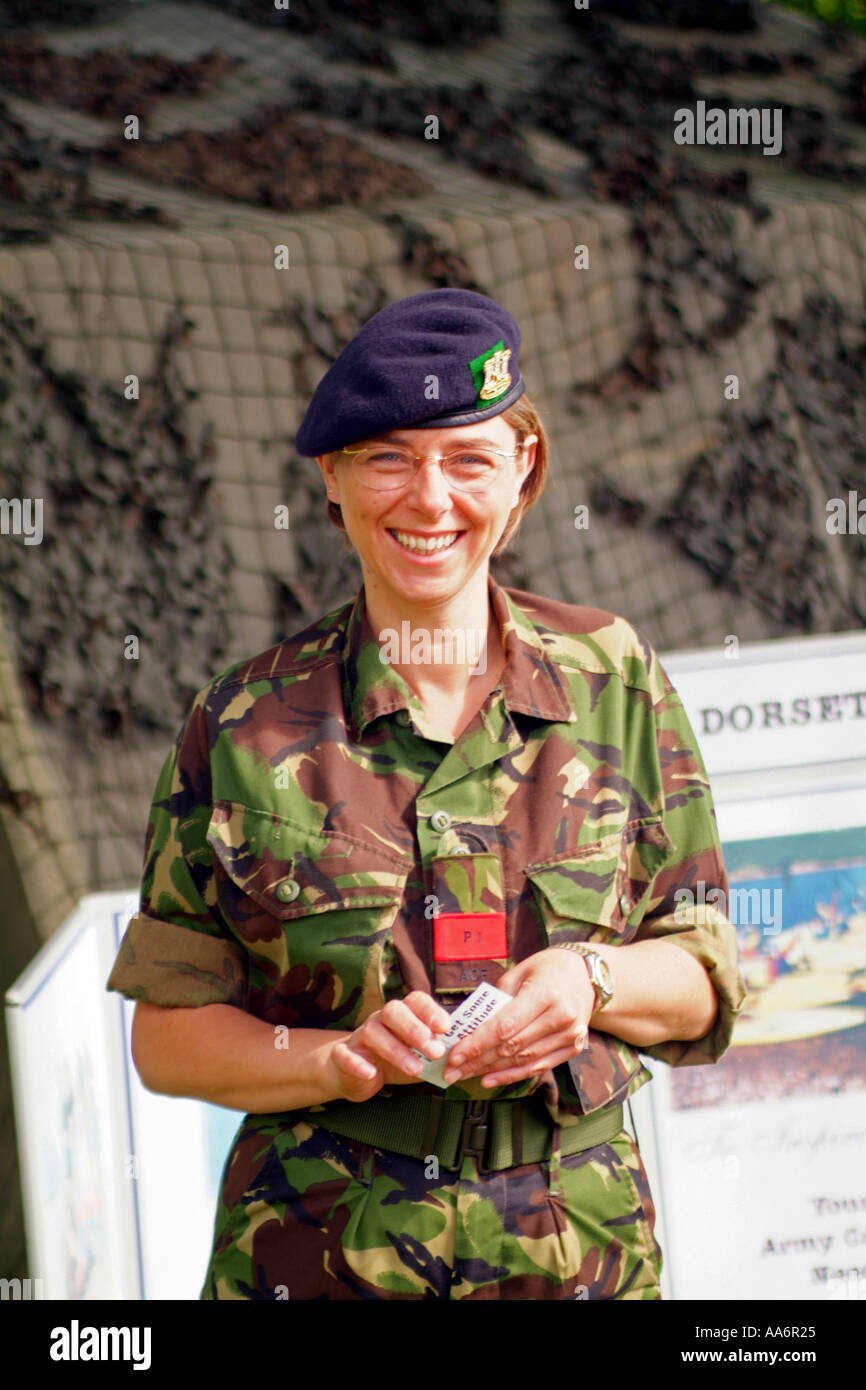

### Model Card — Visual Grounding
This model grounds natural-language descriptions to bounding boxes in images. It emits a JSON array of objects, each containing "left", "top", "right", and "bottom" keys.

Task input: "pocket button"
[
  {"left": 276, "top": 879, "right": 301, "bottom": 903},
  {"left": 619, "top": 892, "right": 630, "bottom": 914}
]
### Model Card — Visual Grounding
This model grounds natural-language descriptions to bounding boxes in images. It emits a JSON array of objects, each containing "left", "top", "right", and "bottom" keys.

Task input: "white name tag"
[{"left": 411, "top": 982, "right": 513, "bottom": 1089}]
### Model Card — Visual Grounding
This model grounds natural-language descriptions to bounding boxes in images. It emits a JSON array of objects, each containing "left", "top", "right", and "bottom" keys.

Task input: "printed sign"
[{"left": 640, "top": 631, "right": 866, "bottom": 1301}]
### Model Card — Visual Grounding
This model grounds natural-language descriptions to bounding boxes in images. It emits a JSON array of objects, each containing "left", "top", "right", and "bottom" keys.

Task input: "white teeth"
[{"left": 392, "top": 530, "right": 460, "bottom": 553}]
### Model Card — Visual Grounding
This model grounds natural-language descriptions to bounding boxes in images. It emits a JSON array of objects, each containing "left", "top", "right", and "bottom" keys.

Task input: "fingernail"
[{"left": 425, "top": 1039, "right": 446, "bottom": 1058}]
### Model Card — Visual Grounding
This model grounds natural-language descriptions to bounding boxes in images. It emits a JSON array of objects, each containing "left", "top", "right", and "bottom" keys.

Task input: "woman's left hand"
[{"left": 442, "top": 948, "right": 596, "bottom": 1088}]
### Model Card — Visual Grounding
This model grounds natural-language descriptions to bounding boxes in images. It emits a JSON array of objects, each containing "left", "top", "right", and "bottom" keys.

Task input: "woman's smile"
[
  {"left": 317, "top": 414, "right": 538, "bottom": 609},
  {"left": 387, "top": 527, "right": 465, "bottom": 557}
]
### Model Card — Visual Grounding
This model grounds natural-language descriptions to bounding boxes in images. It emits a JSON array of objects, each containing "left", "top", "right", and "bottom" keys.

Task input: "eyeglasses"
[{"left": 338, "top": 441, "right": 524, "bottom": 492}]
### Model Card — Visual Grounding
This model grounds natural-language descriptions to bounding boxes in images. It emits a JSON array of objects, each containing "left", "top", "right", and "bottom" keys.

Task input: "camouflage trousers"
[{"left": 200, "top": 1110, "right": 663, "bottom": 1300}]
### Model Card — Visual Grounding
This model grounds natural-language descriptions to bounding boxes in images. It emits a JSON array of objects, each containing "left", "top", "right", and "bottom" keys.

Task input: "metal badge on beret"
[{"left": 471, "top": 340, "right": 513, "bottom": 404}]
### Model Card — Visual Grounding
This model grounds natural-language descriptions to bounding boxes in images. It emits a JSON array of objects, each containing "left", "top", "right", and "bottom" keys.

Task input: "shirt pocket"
[
  {"left": 206, "top": 800, "right": 412, "bottom": 1030},
  {"left": 430, "top": 848, "right": 508, "bottom": 994},
  {"left": 524, "top": 816, "right": 676, "bottom": 946}
]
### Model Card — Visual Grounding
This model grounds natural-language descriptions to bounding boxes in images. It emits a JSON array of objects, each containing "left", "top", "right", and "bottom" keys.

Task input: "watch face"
[{"left": 596, "top": 957, "right": 614, "bottom": 992}]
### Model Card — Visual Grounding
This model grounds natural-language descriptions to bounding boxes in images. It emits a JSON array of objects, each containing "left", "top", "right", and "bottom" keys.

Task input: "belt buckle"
[{"left": 445, "top": 1099, "right": 492, "bottom": 1174}]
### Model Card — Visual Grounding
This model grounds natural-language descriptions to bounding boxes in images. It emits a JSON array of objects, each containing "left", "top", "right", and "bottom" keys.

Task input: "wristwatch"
[{"left": 552, "top": 942, "right": 614, "bottom": 1013}]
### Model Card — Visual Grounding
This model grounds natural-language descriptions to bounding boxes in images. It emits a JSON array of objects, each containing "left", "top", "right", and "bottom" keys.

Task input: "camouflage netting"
[
  {"left": 657, "top": 292, "right": 866, "bottom": 630},
  {"left": 1, "top": 0, "right": 866, "bottom": 944},
  {"left": 0, "top": 40, "right": 238, "bottom": 116},
  {"left": 0, "top": 297, "right": 232, "bottom": 739}
]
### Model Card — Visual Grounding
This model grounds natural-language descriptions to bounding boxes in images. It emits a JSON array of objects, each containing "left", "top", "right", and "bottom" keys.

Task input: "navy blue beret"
[{"left": 294, "top": 287, "right": 525, "bottom": 457}]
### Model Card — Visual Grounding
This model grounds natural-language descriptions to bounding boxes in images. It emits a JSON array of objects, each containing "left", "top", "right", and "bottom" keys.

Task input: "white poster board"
[
  {"left": 6, "top": 892, "right": 240, "bottom": 1300},
  {"left": 6, "top": 894, "right": 141, "bottom": 1299},
  {"left": 634, "top": 630, "right": 866, "bottom": 1302}
]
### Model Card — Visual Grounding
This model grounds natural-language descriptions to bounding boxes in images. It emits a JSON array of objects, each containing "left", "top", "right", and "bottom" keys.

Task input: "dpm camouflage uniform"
[{"left": 107, "top": 575, "right": 746, "bottom": 1300}]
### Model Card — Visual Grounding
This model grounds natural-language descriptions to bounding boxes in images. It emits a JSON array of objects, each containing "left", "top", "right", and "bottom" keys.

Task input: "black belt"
[{"left": 300, "top": 1092, "right": 625, "bottom": 1173}]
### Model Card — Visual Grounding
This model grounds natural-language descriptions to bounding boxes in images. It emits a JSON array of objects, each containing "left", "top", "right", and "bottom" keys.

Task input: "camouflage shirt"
[{"left": 107, "top": 575, "right": 746, "bottom": 1123}]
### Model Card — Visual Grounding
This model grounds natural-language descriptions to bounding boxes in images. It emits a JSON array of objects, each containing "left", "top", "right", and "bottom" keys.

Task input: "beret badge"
[{"left": 470, "top": 340, "right": 512, "bottom": 405}]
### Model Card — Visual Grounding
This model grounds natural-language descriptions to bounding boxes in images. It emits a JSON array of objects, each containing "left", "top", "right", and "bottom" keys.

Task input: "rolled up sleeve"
[
  {"left": 632, "top": 668, "right": 747, "bottom": 1066},
  {"left": 106, "top": 688, "right": 248, "bottom": 1009}
]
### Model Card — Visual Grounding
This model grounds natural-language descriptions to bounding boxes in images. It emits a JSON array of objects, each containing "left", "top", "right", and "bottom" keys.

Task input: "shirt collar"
[{"left": 341, "top": 574, "right": 574, "bottom": 737}]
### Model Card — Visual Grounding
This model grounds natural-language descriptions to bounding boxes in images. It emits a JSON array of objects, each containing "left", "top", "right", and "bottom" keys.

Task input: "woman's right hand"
[{"left": 326, "top": 993, "right": 453, "bottom": 1103}]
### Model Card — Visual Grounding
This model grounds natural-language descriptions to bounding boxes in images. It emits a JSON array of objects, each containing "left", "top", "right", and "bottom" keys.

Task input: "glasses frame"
[{"left": 337, "top": 439, "right": 525, "bottom": 492}]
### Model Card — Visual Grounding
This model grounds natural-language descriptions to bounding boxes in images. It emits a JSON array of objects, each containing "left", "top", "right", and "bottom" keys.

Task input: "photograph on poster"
[{"left": 670, "top": 826, "right": 866, "bottom": 1111}]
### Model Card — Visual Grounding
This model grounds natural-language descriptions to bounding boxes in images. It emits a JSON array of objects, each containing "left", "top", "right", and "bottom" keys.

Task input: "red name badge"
[{"left": 433, "top": 912, "right": 507, "bottom": 961}]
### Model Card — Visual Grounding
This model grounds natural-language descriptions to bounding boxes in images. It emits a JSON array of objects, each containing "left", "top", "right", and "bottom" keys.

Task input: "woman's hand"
[
  {"left": 441, "top": 949, "right": 596, "bottom": 1088},
  {"left": 326, "top": 993, "right": 453, "bottom": 1103}
]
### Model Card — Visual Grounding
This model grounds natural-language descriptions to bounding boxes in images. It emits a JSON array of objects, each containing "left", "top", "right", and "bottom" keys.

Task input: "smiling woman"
[
  {"left": 109, "top": 288, "right": 746, "bottom": 1301},
  {"left": 324, "top": 396, "right": 549, "bottom": 559},
  {"left": 315, "top": 410, "right": 536, "bottom": 720}
]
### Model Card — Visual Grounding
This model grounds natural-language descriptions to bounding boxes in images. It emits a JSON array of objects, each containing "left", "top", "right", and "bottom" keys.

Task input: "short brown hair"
[{"left": 323, "top": 392, "right": 548, "bottom": 558}]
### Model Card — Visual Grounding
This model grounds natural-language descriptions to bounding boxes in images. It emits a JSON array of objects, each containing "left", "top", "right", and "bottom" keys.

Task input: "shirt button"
[
  {"left": 619, "top": 893, "right": 630, "bottom": 914},
  {"left": 395, "top": 710, "right": 412, "bottom": 726},
  {"left": 430, "top": 809, "right": 451, "bottom": 832},
  {"left": 276, "top": 879, "right": 301, "bottom": 903}
]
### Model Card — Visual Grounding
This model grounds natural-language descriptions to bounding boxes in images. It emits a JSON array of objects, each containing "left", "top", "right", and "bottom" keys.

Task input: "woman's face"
[{"left": 316, "top": 416, "right": 537, "bottom": 609}]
